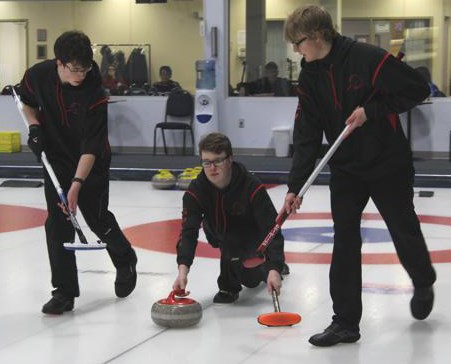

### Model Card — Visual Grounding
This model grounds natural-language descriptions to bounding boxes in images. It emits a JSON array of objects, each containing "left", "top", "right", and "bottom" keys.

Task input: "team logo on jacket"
[
  {"left": 347, "top": 74, "right": 364, "bottom": 91},
  {"left": 231, "top": 201, "right": 245, "bottom": 215}
]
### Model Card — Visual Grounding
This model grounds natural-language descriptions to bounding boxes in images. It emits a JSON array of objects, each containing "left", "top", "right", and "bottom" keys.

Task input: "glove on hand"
[{"left": 27, "top": 124, "right": 44, "bottom": 162}]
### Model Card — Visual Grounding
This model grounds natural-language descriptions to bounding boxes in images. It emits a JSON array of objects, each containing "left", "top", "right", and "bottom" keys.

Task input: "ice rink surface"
[{"left": 1, "top": 179, "right": 450, "bottom": 364}]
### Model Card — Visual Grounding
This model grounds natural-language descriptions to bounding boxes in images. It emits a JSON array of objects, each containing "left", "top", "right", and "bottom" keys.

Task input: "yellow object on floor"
[
  {"left": 176, "top": 166, "right": 202, "bottom": 190},
  {"left": 0, "top": 131, "right": 21, "bottom": 153},
  {"left": 151, "top": 169, "right": 176, "bottom": 189}
]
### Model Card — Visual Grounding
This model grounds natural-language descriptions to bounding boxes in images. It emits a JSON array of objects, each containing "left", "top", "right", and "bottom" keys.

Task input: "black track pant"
[
  {"left": 329, "top": 166, "right": 436, "bottom": 330},
  {"left": 217, "top": 252, "right": 266, "bottom": 294},
  {"left": 203, "top": 220, "right": 266, "bottom": 293},
  {"left": 44, "top": 168, "right": 135, "bottom": 298}
]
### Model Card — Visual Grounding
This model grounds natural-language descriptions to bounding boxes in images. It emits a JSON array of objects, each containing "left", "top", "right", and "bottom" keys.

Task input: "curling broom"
[{"left": 9, "top": 85, "right": 107, "bottom": 251}]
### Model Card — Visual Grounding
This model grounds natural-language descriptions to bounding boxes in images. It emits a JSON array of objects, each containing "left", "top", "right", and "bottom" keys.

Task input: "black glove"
[{"left": 27, "top": 124, "right": 45, "bottom": 162}]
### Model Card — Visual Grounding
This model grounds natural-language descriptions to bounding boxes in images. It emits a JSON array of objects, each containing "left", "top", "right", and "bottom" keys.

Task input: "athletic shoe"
[
  {"left": 213, "top": 290, "right": 239, "bottom": 304},
  {"left": 115, "top": 249, "right": 138, "bottom": 298},
  {"left": 411, "top": 286, "right": 434, "bottom": 320},
  {"left": 42, "top": 293, "right": 74, "bottom": 315},
  {"left": 308, "top": 322, "right": 361, "bottom": 347}
]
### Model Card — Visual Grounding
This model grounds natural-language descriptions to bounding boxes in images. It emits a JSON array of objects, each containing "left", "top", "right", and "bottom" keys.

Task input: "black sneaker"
[
  {"left": 213, "top": 290, "right": 239, "bottom": 304},
  {"left": 309, "top": 322, "right": 361, "bottom": 347},
  {"left": 42, "top": 293, "right": 74, "bottom": 315},
  {"left": 115, "top": 249, "right": 137, "bottom": 298},
  {"left": 411, "top": 286, "right": 434, "bottom": 320},
  {"left": 281, "top": 263, "right": 290, "bottom": 275}
]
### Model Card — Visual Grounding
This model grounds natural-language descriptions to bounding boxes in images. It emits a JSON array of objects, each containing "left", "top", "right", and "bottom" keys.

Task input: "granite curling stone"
[
  {"left": 151, "top": 169, "right": 176, "bottom": 190},
  {"left": 151, "top": 290, "right": 202, "bottom": 328},
  {"left": 176, "top": 166, "right": 202, "bottom": 190}
]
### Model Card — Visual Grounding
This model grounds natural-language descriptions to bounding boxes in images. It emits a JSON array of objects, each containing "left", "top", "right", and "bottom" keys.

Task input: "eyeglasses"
[
  {"left": 292, "top": 37, "right": 308, "bottom": 47},
  {"left": 201, "top": 155, "right": 229, "bottom": 168},
  {"left": 65, "top": 63, "right": 92, "bottom": 74}
]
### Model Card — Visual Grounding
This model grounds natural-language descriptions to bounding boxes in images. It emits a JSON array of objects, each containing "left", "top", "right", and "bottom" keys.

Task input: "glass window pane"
[{"left": 229, "top": 0, "right": 446, "bottom": 97}]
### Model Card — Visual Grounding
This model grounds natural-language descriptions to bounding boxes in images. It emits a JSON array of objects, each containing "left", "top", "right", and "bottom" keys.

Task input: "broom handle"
[
  {"left": 256, "top": 123, "right": 351, "bottom": 256},
  {"left": 298, "top": 123, "right": 350, "bottom": 198},
  {"left": 10, "top": 86, "right": 88, "bottom": 244},
  {"left": 271, "top": 290, "right": 281, "bottom": 313}
]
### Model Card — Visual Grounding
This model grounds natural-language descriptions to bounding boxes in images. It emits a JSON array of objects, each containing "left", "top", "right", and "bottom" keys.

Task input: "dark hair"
[
  {"left": 159, "top": 65, "right": 172, "bottom": 76},
  {"left": 198, "top": 132, "right": 233, "bottom": 156},
  {"left": 265, "top": 61, "right": 278, "bottom": 71},
  {"left": 415, "top": 66, "right": 432, "bottom": 83},
  {"left": 284, "top": 5, "right": 339, "bottom": 43},
  {"left": 54, "top": 31, "right": 93, "bottom": 68}
]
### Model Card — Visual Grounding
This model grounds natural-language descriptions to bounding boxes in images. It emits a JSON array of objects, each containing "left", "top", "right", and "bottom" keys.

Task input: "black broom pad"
[{"left": 0, "top": 180, "right": 43, "bottom": 188}]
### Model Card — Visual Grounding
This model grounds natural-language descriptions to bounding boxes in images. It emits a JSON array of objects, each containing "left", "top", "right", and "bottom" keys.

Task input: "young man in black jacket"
[
  {"left": 18, "top": 31, "right": 137, "bottom": 314},
  {"left": 282, "top": 5, "right": 436, "bottom": 346},
  {"left": 173, "top": 133, "right": 287, "bottom": 303}
]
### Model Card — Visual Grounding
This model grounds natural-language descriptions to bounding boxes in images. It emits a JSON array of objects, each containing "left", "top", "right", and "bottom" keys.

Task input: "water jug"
[{"left": 196, "top": 59, "right": 216, "bottom": 89}]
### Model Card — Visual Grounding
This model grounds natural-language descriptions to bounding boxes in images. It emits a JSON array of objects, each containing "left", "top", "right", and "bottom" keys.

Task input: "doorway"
[{"left": 0, "top": 20, "right": 27, "bottom": 91}]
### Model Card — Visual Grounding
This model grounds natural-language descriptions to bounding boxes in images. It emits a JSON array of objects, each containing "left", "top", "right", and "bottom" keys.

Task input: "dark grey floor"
[{"left": 0, "top": 150, "right": 450, "bottom": 187}]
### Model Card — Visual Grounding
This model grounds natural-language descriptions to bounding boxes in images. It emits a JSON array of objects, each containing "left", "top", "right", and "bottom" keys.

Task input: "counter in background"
[{"left": 108, "top": 95, "right": 166, "bottom": 153}]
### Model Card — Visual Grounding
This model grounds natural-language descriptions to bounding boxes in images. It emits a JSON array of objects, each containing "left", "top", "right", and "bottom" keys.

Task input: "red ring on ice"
[
  {"left": 0, "top": 204, "right": 47, "bottom": 233},
  {"left": 123, "top": 212, "right": 451, "bottom": 264}
]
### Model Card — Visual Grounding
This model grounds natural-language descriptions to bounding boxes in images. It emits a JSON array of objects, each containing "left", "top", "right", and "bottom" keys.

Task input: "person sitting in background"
[
  {"left": 243, "top": 62, "right": 294, "bottom": 96},
  {"left": 151, "top": 65, "right": 182, "bottom": 95},
  {"left": 102, "top": 65, "right": 127, "bottom": 96},
  {"left": 415, "top": 66, "right": 445, "bottom": 97}
]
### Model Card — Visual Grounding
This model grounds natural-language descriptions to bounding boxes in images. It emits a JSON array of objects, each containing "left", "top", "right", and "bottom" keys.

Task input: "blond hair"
[{"left": 284, "top": 5, "right": 339, "bottom": 43}]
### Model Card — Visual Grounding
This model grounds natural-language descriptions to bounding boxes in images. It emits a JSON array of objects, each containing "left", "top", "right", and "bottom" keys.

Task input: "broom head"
[{"left": 257, "top": 311, "right": 302, "bottom": 327}]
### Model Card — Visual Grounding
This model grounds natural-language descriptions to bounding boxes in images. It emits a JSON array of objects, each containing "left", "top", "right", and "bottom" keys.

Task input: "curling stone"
[
  {"left": 151, "top": 169, "right": 176, "bottom": 190},
  {"left": 151, "top": 290, "right": 202, "bottom": 328},
  {"left": 176, "top": 167, "right": 202, "bottom": 190}
]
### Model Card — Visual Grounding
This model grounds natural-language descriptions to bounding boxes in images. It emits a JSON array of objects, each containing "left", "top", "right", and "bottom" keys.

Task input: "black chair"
[{"left": 153, "top": 91, "right": 195, "bottom": 155}]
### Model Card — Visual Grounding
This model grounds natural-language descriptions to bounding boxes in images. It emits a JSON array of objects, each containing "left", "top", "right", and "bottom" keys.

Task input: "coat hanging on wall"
[{"left": 125, "top": 47, "right": 149, "bottom": 87}]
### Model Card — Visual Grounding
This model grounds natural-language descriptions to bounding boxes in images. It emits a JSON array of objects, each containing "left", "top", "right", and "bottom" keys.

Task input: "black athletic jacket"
[
  {"left": 288, "top": 36, "right": 430, "bottom": 195},
  {"left": 176, "top": 162, "right": 285, "bottom": 273},
  {"left": 19, "top": 60, "right": 111, "bottom": 175}
]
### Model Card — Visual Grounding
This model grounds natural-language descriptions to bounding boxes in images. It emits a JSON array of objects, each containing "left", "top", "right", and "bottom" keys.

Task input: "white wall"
[
  {"left": 108, "top": 96, "right": 167, "bottom": 151},
  {"left": 0, "top": 95, "right": 30, "bottom": 149},
  {"left": 0, "top": 21, "right": 27, "bottom": 89},
  {"left": 400, "top": 98, "right": 451, "bottom": 158},
  {"left": 221, "top": 97, "right": 297, "bottom": 153}
]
